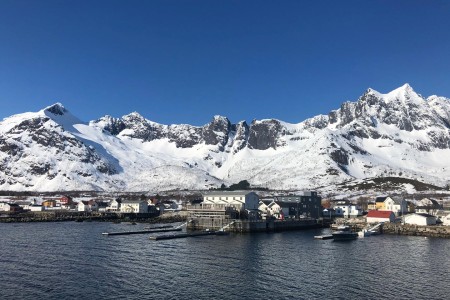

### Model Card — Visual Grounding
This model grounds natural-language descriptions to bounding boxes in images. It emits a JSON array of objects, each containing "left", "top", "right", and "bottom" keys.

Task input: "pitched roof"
[
  {"left": 367, "top": 210, "right": 394, "bottom": 218},
  {"left": 375, "top": 197, "right": 388, "bottom": 203}
]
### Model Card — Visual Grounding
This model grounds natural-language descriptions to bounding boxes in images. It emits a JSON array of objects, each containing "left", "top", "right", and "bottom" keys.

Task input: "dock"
[
  {"left": 314, "top": 234, "right": 333, "bottom": 240},
  {"left": 149, "top": 231, "right": 228, "bottom": 241},
  {"left": 102, "top": 228, "right": 182, "bottom": 236}
]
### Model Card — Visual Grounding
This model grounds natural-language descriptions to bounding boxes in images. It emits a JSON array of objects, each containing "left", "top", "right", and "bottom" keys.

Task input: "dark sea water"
[{"left": 1, "top": 221, "right": 449, "bottom": 300}]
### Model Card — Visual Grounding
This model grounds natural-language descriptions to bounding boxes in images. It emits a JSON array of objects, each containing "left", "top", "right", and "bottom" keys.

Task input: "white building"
[
  {"left": 120, "top": 200, "right": 148, "bottom": 213},
  {"left": 77, "top": 200, "right": 99, "bottom": 212},
  {"left": 202, "top": 191, "right": 259, "bottom": 211},
  {"left": 29, "top": 205, "right": 44, "bottom": 212},
  {"left": 383, "top": 197, "right": 407, "bottom": 216},
  {"left": 333, "top": 200, "right": 363, "bottom": 218},
  {"left": 259, "top": 200, "right": 283, "bottom": 219},
  {"left": 415, "top": 198, "right": 442, "bottom": 216},
  {"left": 107, "top": 199, "right": 122, "bottom": 212},
  {"left": 0, "top": 202, "right": 11, "bottom": 211},
  {"left": 366, "top": 210, "right": 396, "bottom": 223},
  {"left": 404, "top": 213, "right": 437, "bottom": 226},
  {"left": 442, "top": 213, "right": 450, "bottom": 226}
]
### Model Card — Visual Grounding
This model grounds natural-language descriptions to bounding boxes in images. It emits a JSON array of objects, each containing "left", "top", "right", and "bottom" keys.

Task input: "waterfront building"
[
  {"left": 366, "top": 210, "right": 395, "bottom": 223},
  {"left": 187, "top": 191, "right": 260, "bottom": 230},
  {"left": 107, "top": 199, "right": 122, "bottom": 212},
  {"left": 332, "top": 199, "right": 362, "bottom": 218},
  {"left": 14, "top": 200, "right": 33, "bottom": 210},
  {"left": 274, "top": 191, "right": 322, "bottom": 219},
  {"left": 259, "top": 199, "right": 283, "bottom": 219},
  {"left": 404, "top": 213, "right": 437, "bottom": 226},
  {"left": 77, "top": 200, "right": 99, "bottom": 212},
  {"left": 443, "top": 213, "right": 450, "bottom": 226},
  {"left": 375, "top": 196, "right": 407, "bottom": 216},
  {"left": 202, "top": 191, "right": 259, "bottom": 211},
  {"left": 0, "top": 202, "right": 22, "bottom": 212},
  {"left": 120, "top": 200, "right": 148, "bottom": 213},
  {"left": 29, "top": 205, "right": 44, "bottom": 212}
]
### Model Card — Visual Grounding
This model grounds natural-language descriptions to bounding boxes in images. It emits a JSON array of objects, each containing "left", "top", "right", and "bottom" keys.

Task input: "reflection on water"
[{"left": 1, "top": 223, "right": 449, "bottom": 299}]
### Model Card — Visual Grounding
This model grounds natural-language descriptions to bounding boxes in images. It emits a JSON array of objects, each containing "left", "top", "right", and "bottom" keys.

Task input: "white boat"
[{"left": 332, "top": 225, "right": 358, "bottom": 241}]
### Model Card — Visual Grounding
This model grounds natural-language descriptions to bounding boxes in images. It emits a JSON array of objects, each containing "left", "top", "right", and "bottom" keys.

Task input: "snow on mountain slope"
[{"left": 1, "top": 84, "right": 450, "bottom": 192}]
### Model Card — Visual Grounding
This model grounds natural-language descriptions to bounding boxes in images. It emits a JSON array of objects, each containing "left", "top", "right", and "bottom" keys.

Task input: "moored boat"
[{"left": 332, "top": 225, "right": 358, "bottom": 241}]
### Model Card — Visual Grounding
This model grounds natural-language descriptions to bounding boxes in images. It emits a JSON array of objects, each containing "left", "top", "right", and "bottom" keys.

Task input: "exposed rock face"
[
  {"left": 2, "top": 84, "right": 450, "bottom": 192},
  {"left": 247, "top": 119, "right": 285, "bottom": 150}
]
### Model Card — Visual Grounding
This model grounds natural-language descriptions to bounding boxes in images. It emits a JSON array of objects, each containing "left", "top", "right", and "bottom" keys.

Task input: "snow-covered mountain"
[{"left": 1, "top": 83, "right": 450, "bottom": 192}]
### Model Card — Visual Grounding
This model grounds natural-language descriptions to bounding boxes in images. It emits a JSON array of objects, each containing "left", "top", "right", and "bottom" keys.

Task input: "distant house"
[
  {"left": 415, "top": 198, "right": 442, "bottom": 216},
  {"left": 367, "top": 202, "right": 377, "bottom": 211},
  {"left": 107, "top": 199, "right": 122, "bottom": 212},
  {"left": 322, "top": 208, "right": 335, "bottom": 219},
  {"left": 442, "top": 213, "right": 450, "bottom": 226},
  {"left": 259, "top": 199, "right": 283, "bottom": 219},
  {"left": 333, "top": 200, "right": 363, "bottom": 218},
  {"left": 14, "top": 201, "right": 33, "bottom": 211},
  {"left": 29, "top": 205, "right": 44, "bottom": 212},
  {"left": 59, "top": 196, "right": 75, "bottom": 210},
  {"left": 120, "top": 200, "right": 148, "bottom": 213},
  {"left": 366, "top": 210, "right": 395, "bottom": 223},
  {"left": 404, "top": 213, "right": 437, "bottom": 226},
  {"left": 405, "top": 201, "right": 416, "bottom": 213},
  {"left": 77, "top": 200, "right": 99, "bottom": 212},
  {"left": 0, "top": 202, "right": 22, "bottom": 212},
  {"left": 375, "top": 196, "right": 407, "bottom": 216},
  {"left": 42, "top": 200, "right": 57, "bottom": 208},
  {"left": 97, "top": 202, "right": 109, "bottom": 212}
]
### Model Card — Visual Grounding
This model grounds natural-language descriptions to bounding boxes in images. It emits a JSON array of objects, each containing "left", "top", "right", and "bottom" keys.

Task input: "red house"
[{"left": 366, "top": 210, "right": 395, "bottom": 223}]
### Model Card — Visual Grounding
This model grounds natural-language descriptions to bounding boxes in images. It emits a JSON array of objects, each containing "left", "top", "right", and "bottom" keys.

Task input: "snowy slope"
[{"left": 1, "top": 84, "right": 450, "bottom": 192}]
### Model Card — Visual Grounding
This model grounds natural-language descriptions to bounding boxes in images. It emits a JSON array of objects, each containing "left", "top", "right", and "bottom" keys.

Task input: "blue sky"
[{"left": 1, "top": 0, "right": 449, "bottom": 125}]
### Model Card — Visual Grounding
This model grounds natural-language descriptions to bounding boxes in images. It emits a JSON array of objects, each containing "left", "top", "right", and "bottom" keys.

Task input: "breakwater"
[
  {"left": 0, "top": 211, "right": 160, "bottom": 223},
  {"left": 382, "top": 223, "right": 450, "bottom": 238}
]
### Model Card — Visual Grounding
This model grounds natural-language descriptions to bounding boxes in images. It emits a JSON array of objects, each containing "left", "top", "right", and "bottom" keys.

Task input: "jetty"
[
  {"left": 102, "top": 228, "right": 181, "bottom": 236},
  {"left": 149, "top": 231, "right": 228, "bottom": 240}
]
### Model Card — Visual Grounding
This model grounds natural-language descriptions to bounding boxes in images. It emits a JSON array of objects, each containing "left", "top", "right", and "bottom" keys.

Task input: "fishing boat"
[{"left": 332, "top": 225, "right": 358, "bottom": 241}]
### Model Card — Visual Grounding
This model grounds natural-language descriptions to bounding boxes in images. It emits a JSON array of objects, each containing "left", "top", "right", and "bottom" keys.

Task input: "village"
[{"left": 1, "top": 191, "right": 450, "bottom": 237}]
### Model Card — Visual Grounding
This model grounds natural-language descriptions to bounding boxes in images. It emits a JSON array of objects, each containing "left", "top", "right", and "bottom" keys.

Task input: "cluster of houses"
[
  {"left": 326, "top": 196, "right": 450, "bottom": 226},
  {"left": 187, "top": 190, "right": 322, "bottom": 221},
  {"left": 2, "top": 190, "right": 450, "bottom": 228},
  {"left": 0, "top": 195, "right": 183, "bottom": 214}
]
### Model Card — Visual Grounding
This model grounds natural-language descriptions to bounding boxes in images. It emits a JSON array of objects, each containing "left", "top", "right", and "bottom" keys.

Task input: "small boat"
[{"left": 332, "top": 225, "right": 358, "bottom": 241}]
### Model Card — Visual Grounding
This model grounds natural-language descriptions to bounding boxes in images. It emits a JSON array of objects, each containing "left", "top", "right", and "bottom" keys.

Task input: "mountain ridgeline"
[{"left": 1, "top": 84, "right": 450, "bottom": 192}]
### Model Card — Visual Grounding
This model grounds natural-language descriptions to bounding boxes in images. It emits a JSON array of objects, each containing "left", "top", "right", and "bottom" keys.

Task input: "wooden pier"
[
  {"left": 102, "top": 228, "right": 181, "bottom": 236},
  {"left": 149, "top": 231, "right": 228, "bottom": 241}
]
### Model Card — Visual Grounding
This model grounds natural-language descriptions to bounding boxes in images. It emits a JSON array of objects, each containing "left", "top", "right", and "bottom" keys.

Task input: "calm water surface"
[{"left": 1, "top": 221, "right": 449, "bottom": 299}]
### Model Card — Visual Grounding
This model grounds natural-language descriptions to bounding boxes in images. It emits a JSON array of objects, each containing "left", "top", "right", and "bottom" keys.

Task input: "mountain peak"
[{"left": 43, "top": 103, "right": 67, "bottom": 116}]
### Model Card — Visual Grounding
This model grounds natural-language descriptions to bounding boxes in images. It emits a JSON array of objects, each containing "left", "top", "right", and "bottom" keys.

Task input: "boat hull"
[{"left": 332, "top": 232, "right": 358, "bottom": 241}]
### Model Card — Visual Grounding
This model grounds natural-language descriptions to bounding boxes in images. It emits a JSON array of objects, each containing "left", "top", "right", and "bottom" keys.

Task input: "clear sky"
[{"left": 0, "top": 0, "right": 449, "bottom": 125}]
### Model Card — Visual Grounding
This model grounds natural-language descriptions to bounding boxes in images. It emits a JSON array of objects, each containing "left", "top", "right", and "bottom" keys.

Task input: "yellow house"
[
  {"left": 375, "top": 196, "right": 388, "bottom": 210},
  {"left": 42, "top": 200, "right": 57, "bottom": 208}
]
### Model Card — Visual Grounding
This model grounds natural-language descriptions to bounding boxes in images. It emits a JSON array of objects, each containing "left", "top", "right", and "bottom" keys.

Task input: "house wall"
[
  {"left": 405, "top": 214, "right": 436, "bottom": 226},
  {"left": 367, "top": 216, "right": 394, "bottom": 223}
]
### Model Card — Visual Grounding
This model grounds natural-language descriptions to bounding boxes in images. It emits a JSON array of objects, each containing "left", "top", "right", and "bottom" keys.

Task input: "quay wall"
[
  {"left": 382, "top": 223, "right": 450, "bottom": 238},
  {"left": 187, "top": 218, "right": 320, "bottom": 233}
]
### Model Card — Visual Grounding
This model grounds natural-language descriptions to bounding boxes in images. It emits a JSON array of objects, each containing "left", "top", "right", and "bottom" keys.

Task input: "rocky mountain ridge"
[{"left": 1, "top": 84, "right": 450, "bottom": 192}]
